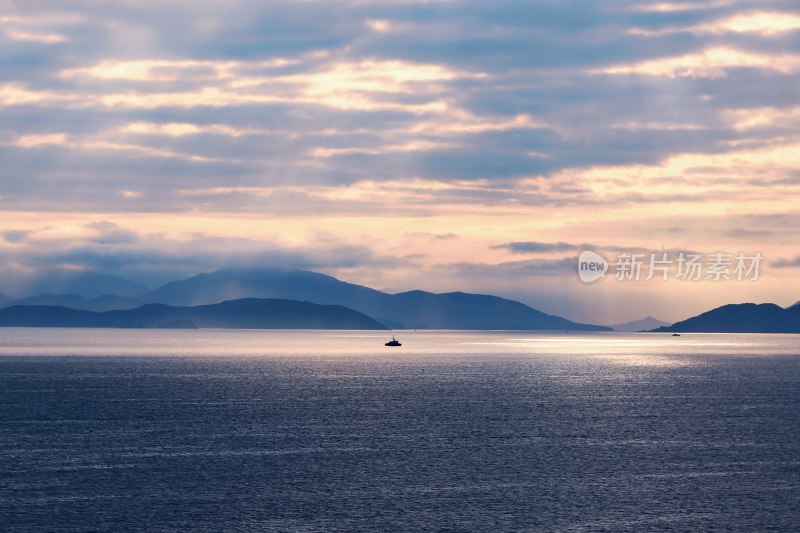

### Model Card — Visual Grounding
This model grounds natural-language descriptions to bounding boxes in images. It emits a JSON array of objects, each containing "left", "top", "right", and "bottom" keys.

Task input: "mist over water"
[{"left": 1, "top": 329, "right": 798, "bottom": 531}]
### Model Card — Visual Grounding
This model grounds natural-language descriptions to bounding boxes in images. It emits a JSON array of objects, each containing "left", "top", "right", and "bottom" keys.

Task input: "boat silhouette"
[{"left": 385, "top": 336, "right": 401, "bottom": 347}]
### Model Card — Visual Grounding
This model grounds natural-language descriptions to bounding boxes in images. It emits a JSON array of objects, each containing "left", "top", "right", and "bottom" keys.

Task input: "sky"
[{"left": 1, "top": 0, "right": 800, "bottom": 324}]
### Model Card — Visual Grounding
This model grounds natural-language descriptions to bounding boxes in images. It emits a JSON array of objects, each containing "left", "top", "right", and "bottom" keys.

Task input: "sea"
[{"left": 0, "top": 328, "right": 798, "bottom": 532}]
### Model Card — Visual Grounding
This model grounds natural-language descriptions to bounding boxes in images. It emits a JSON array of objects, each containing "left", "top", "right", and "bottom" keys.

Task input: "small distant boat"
[
  {"left": 385, "top": 336, "right": 402, "bottom": 347},
  {"left": 672, "top": 333, "right": 681, "bottom": 337}
]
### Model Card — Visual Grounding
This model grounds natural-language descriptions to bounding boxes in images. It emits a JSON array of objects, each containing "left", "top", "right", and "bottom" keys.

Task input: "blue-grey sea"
[{"left": 0, "top": 329, "right": 798, "bottom": 532}]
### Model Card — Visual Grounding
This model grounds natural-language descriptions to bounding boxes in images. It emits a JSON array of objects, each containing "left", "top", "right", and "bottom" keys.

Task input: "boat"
[
  {"left": 385, "top": 336, "right": 401, "bottom": 347},
  {"left": 672, "top": 333, "right": 681, "bottom": 336}
]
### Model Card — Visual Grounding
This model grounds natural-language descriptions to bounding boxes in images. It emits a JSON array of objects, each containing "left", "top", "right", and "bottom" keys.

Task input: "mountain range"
[
  {"left": 0, "top": 299, "right": 387, "bottom": 330},
  {"left": 0, "top": 268, "right": 609, "bottom": 331},
  {"left": 139, "top": 268, "right": 609, "bottom": 331},
  {"left": 3, "top": 270, "right": 149, "bottom": 299},
  {"left": 0, "top": 294, "right": 144, "bottom": 313},
  {"left": 2, "top": 268, "right": 797, "bottom": 333},
  {"left": 610, "top": 316, "right": 670, "bottom": 332},
  {"left": 651, "top": 303, "right": 800, "bottom": 333}
]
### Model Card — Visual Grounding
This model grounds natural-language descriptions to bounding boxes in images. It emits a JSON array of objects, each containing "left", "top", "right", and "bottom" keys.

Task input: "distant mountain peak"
[
  {"left": 611, "top": 316, "right": 670, "bottom": 332},
  {"left": 143, "top": 267, "right": 610, "bottom": 331},
  {"left": 651, "top": 302, "right": 800, "bottom": 333},
  {"left": 1, "top": 293, "right": 144, "bottom": 312},
  {"left": 12, "top": 270, "right": 149, "bottom": 299}
]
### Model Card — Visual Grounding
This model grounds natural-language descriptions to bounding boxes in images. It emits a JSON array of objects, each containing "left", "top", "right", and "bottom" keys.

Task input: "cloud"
[
  {"left": 0, "top": 220, "right": 412, "bottom": 289},
  {"left": 628, "top": 11, "right": 800, "bottom": 37},
  {"left": 310, "top": 139, "right": 456, "bottom": 158},
  {"left": 722, "top": 228, "right": 776, "bottom": 239},
  {"left": 723, "top": 105, "right": 800, "bottom": 131},
  {"left": 492, "top": 241, "right": 579, "bottom": 253},
  {"left": 8, "top": 132, "right": 229, "bottom": 163},
  {"left": 120, "top": 122, "right": 258, "bottom": 137},
  {"left": 366, "top": 19, "right": 391, "bottom": 33},
  {"left": 2, "top": 229, "right": 32, "bottom": 243},
  {"left": 60, "top": 59, "right": 276, "bottom": 82},
  {"left": 12, "top": 133, "right": 67, "bottom": 148},
  {"left": 594, "top": 47, "right": 800, "bottom": 78},
  {"left": 7, "top": 30, "right": 68, "bottom": 43},
  {"left": 85, "top": 221, "right": 139, "bottom": 244},
  {"left": 491, "top": 241, "right": 658, "bottom": 255},
  {"left": 2, "top": 0, "right": 799, "bottom": 210},
  {"left": 772, "top": 256, "right": 800, "bottom": 268},
  {"left": 440, "top": 257, "right": 578, "bottom": 278},
  {"left": 631, "top": 2, "right": 734, "bottom": 13},
  {"left": 5, "top": 57, "right": 479, "bottom": 116}
]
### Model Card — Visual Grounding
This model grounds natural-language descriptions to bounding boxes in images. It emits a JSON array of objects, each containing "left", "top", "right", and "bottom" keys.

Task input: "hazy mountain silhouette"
[
  {"left": 0, "top": 306, "right": 102, "bottom": 327},
  {"left": 611, "top": 316, "right": 670, "bottom": 332},
  {"left": 3, "top": 294, "right": 88, "bottom": 310},
  {"left": 0, "top": 298, "right": 387, "bottom": 330},
  {"left": 145, "top": 268, "right": 385, "bottom": 307},
  {"left": 381, "top": 290, "right": 603, "bottom": 330},
  {"left": 85, "top": 294, "right": 145, "bottom": 312},
  {"left": 17, "top": 271, "right": 148, "bottom": 299},
  {"left": 1, "top": 294, "right": 144, "bottom": 312},
  {"left": 651, "top": 303, "right": 800, "bottom": 333},
  {"left": 143, "top": 268, "right": 610, "bottom": 331}
]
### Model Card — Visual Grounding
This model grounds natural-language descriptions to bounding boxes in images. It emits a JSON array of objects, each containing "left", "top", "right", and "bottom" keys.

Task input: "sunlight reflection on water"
[
  {"left": 0, "top": 328, "right": 797, "bottom": 359},
  {"left": 1, "top": 328, "right": 798, "bottom": 531}
]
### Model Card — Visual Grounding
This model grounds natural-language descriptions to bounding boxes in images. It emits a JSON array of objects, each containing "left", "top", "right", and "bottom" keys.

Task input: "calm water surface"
[{"left": 0, "top": 329, "right": 798, "bottom": 531}]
